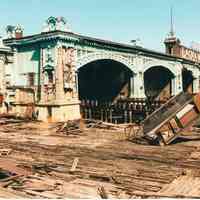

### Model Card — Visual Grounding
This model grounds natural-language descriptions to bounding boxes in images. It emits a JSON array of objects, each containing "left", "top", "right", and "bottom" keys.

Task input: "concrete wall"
[
  {"left": 15, "top": 88, "right": 35, "bottom": 104},
  {"left": 36, "top": 102, "right": 80, "bottom": 122}
]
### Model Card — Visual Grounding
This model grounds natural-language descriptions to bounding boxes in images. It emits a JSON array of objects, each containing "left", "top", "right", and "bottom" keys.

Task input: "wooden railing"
[{"left": 80, "top": 98, "right": 166, "bottom": 124}]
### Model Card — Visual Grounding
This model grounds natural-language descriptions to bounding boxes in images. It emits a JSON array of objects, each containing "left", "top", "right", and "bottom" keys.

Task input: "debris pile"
[
  {"left": 0, "top": 117, "right": 199, "bottom": 198},
  {"left": 141, "top": 92, "right": 200, "bottom": 145},
  {"left": 0, "top": 93, "right": 199, "bottom": 197},
  {"left": 0, "top": 114, "right": 33, "bottom": 125},
  {"left": 55, "top": 119, "right": 83, "bottom": 135}
]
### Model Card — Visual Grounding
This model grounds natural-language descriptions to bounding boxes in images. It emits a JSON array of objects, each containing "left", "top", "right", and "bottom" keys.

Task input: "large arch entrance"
[
  {"left": 78, "top": 59, "right": 133, "bottom": 101},
  {"left": 144, "top": 66, "right": 175, "bottom": 101}
]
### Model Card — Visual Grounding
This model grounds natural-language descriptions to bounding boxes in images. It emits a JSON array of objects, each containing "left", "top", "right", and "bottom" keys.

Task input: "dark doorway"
[
  {"left": 182, "top": 69, "right": 193, "bottom": 94},
  {"left": 144, "top": 66, "right": 174, "bottom": 100},
  {"left": 47, "top": 106, "right": 52, "bottom": 122},
  {"left": 78, "top": 59, "right": 133, "bottom": 101}
]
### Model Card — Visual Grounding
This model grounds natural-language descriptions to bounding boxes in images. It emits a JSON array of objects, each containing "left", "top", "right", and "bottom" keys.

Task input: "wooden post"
[
  {"left": 129, "top": 110, "right": 132, "bottom": 123},
  {"left": 89, "top": 108, "right": 92, "bottom": 119},
  {"left": 84, "top": 108, "right": 88, "bottom": 119},
  {"left": 110, "top": 109, "right": 112, "bottom": 123}
]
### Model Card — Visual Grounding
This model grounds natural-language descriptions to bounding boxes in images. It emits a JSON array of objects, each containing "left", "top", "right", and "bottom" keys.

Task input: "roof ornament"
[
  {"left": 42, "top": 16, "right": 72, "bottom": 33},
  {"left": 6, "top": 25, "right": 15, "bottom": 38},
  {"left": 130, "top": 38, "right": 143, "bottom": 47},
  {"left": 14, "top": 24, "right": 23, "bottom": 33},
  {"left": 14, "top": 24, "right": 23, "bottom": 38},
  {"left": 6, "top": 24, "right": 24, "bottom": 39}
]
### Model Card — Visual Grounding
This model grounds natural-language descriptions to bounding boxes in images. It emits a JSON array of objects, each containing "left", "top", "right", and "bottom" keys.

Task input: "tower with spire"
[{"left": 164, "top": 6, "right": 181, "bottom": 56}]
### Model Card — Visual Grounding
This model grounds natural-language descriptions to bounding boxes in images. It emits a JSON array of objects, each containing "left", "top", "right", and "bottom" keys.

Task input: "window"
[
  {"left": 5, "top": 74, "right": 11, "bottom": 86},
  {"left": 27, "top": 72, "right": 35, "bottom": 86},
  {"left": 48, "top": 71, "right": 53, "bottom": 84}
]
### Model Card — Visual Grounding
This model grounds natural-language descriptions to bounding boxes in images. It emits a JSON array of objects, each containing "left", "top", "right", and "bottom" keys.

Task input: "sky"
[{"left": 0, "top": 0, "right": 200, "bottom": 52}]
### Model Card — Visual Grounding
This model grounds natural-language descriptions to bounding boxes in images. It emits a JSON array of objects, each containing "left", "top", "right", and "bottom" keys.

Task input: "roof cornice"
[{"left": 3, "top": 30, "right": 199, "bottom": 66}]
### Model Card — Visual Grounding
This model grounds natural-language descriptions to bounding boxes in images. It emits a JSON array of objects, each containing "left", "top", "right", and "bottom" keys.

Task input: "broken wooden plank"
[
  {"left": 70, "top": 157, "right": 79, "bottom": 173},
  {"left": 98, "top": 186, "right": 109, "bottom": 199}
]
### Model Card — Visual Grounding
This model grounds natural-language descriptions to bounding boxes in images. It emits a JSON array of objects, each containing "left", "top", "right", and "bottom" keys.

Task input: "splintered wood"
[
  {"left": 55, "top": 119, "right": 83, "bottom": 135},
  {"left": 70, "top": 157, "right": 79, "bottom": 172},
  {"left": 157, "top": 175, "right": 200, "bottom": 198},
  {"left": 0, "top": 119, "right": 199, "bottom": 198}
]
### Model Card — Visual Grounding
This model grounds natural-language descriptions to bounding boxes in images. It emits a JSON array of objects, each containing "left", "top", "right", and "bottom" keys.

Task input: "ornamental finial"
[{"left": 42, "top": 16, "right": 72, "bottom": 33}]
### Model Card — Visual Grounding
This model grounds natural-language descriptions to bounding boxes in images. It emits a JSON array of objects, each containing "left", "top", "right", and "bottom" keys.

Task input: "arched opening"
[
  {"left": 144, "top": 66, "right": 175, "bottom": 100},
  {"left": 182, "top": 68, "right": 194, "bottom": 94},
  {"left": 78, "top": 59, "right": 133, "bottom": 101}
]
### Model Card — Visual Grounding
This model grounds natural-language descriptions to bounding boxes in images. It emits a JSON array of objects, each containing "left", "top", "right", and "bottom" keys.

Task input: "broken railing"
[{"left": 80, "top": 99, "right": 165, "bottom": 124}]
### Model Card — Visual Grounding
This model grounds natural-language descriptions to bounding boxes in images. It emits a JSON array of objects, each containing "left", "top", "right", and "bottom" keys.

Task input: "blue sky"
[{"left": 0, "top": 0, "right": 199, "bottom": 52}]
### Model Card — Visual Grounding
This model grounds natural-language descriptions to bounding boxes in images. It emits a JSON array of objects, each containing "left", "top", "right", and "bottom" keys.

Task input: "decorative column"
[
  {"left": 171, "top": 73, "right": 182, "bottom": 96},
  {"left": 132, "top": 55, "right": 146, "bottom": 98},
  {"left": 40, "top": 46, "right": 56, "bottom": 103},
  {"left": 70, "top": 48, "right": 78, "bottom": 98},
  {"left": 55, "top": 45, "right": 78, "bottom": 103},
  {"left": 129, "top": 72, "right": 141, "bottom": 98},
  {"left": 13, "top": 48, "right": 18, "bottom": 86},
  {"left": 39, "top": 48, "right": 45, "bottom": 103},
  {"left": 132, "top": 71, "right": 146, "bottom": 98},
  {"left": 55, "top": 46, "right": 65, "bottom": 103},
  {"left": 192, "top": 69, "right": 200, "bottom": 93},
  {"left": 129, "top": 75, "right": 134, "bottom": 98}
]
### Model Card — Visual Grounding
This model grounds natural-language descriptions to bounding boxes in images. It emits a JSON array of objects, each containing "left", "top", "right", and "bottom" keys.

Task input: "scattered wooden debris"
[
  {"left": 84, "top": 119, "right": 128, "bottom": 131},
  {"left": 55, "top": 120, "right": 83, "bottom": 135},
  {"left": 84, "top": 119, "right": 142, "bottom": 141},
  {"left": 98, "top": 186, "right": 109, "bottom": 199},
  {"left": 0, "top": 116, "right": 199, "bottom": 198},
  {"left": 0, "top": 159, "right": 31, "bottom": 176},
  {"left": 70, "top": 157, "right": 79, "bottom": 173},
  {"left": 0, "top": 148, "right": 12, "bottom": 156},
  {"left": 0, "top": 114, "right": 37, "bottom": 125}
]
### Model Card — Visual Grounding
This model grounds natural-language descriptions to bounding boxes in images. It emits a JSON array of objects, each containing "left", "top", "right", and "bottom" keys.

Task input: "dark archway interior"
[
  {"left": 182, "top": 69, "right": 193, "bottom": 93},
  {"left": 144, "top": 66, "right": 174, "bottom": 100},
  {"left": 78, "top": 59, "right": 133, "bottom": 101}
]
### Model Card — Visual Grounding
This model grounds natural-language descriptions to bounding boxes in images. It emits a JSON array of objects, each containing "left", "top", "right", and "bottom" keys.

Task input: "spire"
[
  {"left": 169, "top": 6, "right": 175, "bottom": 37},
  {"left": 164, "top": 6, "right": 181, "bottom": 55}
]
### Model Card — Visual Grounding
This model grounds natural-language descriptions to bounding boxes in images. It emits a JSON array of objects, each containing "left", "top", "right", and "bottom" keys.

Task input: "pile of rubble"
[
  {"left": 0, "top": 92, "right": 199, "bottom": 198},
  {"left": 0, "top": 116, "right": 198, "bottom": 198}
]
